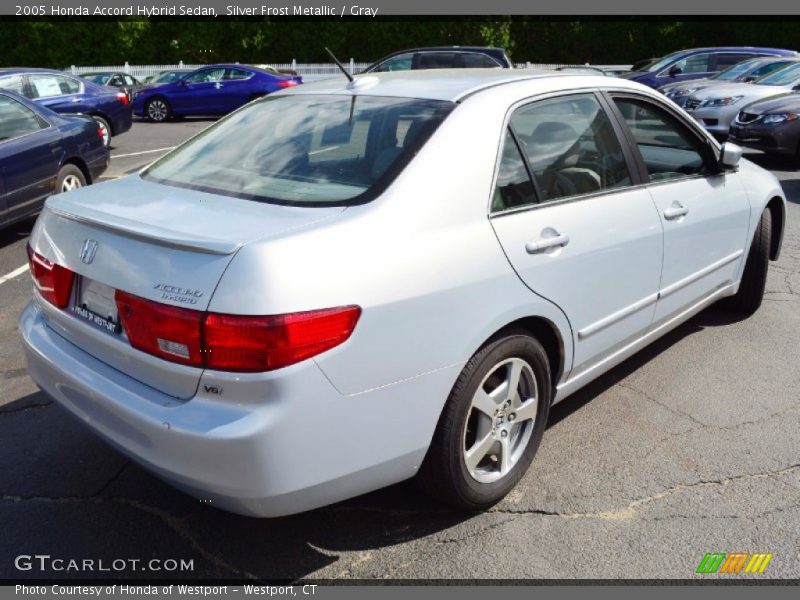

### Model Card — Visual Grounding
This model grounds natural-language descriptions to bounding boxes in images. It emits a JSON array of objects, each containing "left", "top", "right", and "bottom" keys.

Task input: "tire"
[
  {"left": 726, "top": 208, "right": 772, "bottom": 316},
  {"left": 417, "top": 332, "right": 552, "bottom": 511},
  {"left": 92, "top": 116, "right": 111, "bottom": 147},
  {"left": 55, "top": 164, "right": 86, "bottom": 194},
  {"left": 145, "top": 97, "right": 171, "bottom": 122}
]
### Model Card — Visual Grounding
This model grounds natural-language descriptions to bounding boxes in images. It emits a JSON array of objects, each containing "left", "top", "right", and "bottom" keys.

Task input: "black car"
[
  {"left": 81, "top": 71, "right": 143, "bottom": 101},
  {"left": 0, "top": 90, "right": 108, "bottom": 230},
  {"left": 729, "top": 93, "right": 800, "bottom": 160},
  {"left": 362, "top": 46, "right": 513, "bottom": 73}
]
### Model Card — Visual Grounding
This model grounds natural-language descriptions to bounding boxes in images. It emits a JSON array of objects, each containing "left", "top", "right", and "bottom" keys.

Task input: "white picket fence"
[{"left": 67, "top": 61, "right": 632, "bottom": 82}]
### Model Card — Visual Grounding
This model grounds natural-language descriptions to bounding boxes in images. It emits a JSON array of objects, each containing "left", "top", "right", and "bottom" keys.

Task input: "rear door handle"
[
  {"left": 70, "top": 97, "right": 81, "bottom": 103},
  {"left": 663, "top": 203, "right": 689, "bottom": 220},
  {"left": 526, "top": 232, "right": 570, "bottom": 254}
]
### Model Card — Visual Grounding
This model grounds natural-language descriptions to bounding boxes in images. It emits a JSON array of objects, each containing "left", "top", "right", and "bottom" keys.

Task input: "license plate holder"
[{"left": 73, "top": 277, "right": 121, "bottom": 335}]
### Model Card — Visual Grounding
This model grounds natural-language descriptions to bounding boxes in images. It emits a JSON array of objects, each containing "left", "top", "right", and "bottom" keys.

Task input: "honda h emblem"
[{"left": 79, "top": 239, "right": 98, "bottom": 264}]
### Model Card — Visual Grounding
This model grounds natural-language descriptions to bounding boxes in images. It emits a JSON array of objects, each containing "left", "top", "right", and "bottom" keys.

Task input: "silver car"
[
  {"left": 660, "top": 56, "right": 800, "bottom": 107},
  {"left": 686, "top": 62, "right": 800, "bottom": 137},
  {"left": 19, "top": 70, "right": 786, "bottom": 517}
]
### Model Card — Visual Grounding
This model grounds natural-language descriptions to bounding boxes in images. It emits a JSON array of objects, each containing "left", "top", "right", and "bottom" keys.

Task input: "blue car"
[
  {"left": 0, "top": 90, "right": 108, "bottom": 230},
  {"left": 620, "top": 47, "right": 798, "bottom": 89},
  {"left": 132, "top": 64, "right": 302, "bottom": 122},
  {"left": 0, "top": 68, "right": 133, "bottom": 148}
]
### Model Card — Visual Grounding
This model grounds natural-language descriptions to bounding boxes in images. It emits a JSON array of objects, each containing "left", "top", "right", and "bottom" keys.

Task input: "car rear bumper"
[
  {"left": 19, "top": 300, "right": 446, "bottom": 517},
  {"left": 110, "top": 107, "right": 133, "bottom": 136}
]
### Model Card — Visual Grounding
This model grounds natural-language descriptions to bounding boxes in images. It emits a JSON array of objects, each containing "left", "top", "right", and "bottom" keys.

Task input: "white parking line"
[
  {"left": 0, "top": 264, "right": 29, "bottom": 286},
  {"left": 111, "top": 147, "right": 175, "bottom": 159}
]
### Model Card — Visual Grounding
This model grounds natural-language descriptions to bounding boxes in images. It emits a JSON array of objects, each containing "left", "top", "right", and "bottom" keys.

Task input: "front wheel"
[
  {"left": 417, "top": 332, "right": 552, "bottom": 511},
  {"left": 145, "top": 97, "right": 171, "bottom": 122},
  {"left": 725, "top": 208, "right": 772, "bottom": 316}
]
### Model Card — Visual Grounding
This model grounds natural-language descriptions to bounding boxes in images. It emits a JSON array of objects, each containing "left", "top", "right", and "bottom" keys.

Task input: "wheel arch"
[
  {"left": 765, "top": 196, "right": 785, "bottom": 261},
  {"left": 483, "top": 315, "right": 567, "bottom": 390},
  {"left": 61, "top": 156, "right": 92, "bottom": 184},
  {"left": 86, "top": 112, "right": 114, "bottom": 135}
]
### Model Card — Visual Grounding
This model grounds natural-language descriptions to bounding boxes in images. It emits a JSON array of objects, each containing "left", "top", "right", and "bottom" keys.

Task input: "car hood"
[
  {"left": 742, "top": 92, "right": 800, "bottom": 114},
  {"left": 619, "top": 71, "right": 648, "bottom": 81},
  {"left": 661, "top": 78, "right": 713, "bottom": 92},
  {"left": 691, "top": 81, "right": 788, "bottom": 100}
]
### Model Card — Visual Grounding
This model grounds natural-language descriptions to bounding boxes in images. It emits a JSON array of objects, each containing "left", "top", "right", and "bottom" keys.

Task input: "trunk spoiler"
[{"left": 46, "top": 196, "right": 242, "bottom": 256}]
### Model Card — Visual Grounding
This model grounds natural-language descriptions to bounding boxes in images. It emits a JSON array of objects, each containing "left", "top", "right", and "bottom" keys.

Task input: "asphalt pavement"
[{"left": 0, "top": 118, "right": 798, "bottom": 581}]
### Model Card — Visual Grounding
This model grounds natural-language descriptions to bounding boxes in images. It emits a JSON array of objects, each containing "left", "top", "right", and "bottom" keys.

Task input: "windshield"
[
  {"left": 645, "top": 50, "right": 689, "bottom": 73},
  {"left": 84, "top": 73, "right": 111, "bottom": 85},
  {"left": 711, "top": 58, "right": 760, "bottom": 81},
  {"left": 143, "top": 94, "right": 454, "bottom": 206},
  {"left": 756, "top": 62, "right": 800, "bottom": 86}
]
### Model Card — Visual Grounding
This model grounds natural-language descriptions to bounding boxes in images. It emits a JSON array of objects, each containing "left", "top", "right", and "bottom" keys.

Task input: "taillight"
[
  {"left": 115, "top": 291, "right": 204, "bottom": 367},
  {"left": 204, "top": 307, "right": 361, "bottom": 372},
  {"left": 26, "top": 245, "right": 75, "bottom": 309},
  {"left": 115, "top": 92, "right": 129, "bottom": 105},
  {"left": 113, "top": 290, "right": 360, "bottom": 372},
  {"left": 277, "top": 80, "right": 298, "bottom": 88}
]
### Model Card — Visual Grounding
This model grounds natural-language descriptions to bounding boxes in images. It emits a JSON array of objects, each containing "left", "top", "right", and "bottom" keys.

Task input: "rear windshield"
[
  {"left": 84, "top": 73, "right": 111, "bottom": 85},
  {"left": 142, "top": 94, "right": 453, "bottom": 206}
]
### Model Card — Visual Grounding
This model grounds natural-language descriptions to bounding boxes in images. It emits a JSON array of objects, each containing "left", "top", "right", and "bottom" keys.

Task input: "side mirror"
[
  {"left": 744, "top": 76, "right": 756, "bottom": 82},
  {"left": 792, "top": 83, "right": 800, "bottom": 91},
  {"left": 719, "top": 141, "right": 742, "bottom": 170},
  {"left": 669, "top": 64, "right": 683, "bottom": 77}
]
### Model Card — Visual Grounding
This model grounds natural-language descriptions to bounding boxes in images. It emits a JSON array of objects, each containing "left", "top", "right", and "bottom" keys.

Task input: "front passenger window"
[
  {"left": 510, "top": 94, "right": 631, "bottom": 203},
  {"left": 614, "top": 98, "right": 708, "bottom": 182}
]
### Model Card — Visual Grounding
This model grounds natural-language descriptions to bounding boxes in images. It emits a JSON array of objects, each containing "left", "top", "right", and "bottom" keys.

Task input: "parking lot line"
[
  {"left": 0, "top": 264, "right": 29, "bottom": 285},
  {"left": 111, "top": 146, "right": 175, "bottom": 159}
]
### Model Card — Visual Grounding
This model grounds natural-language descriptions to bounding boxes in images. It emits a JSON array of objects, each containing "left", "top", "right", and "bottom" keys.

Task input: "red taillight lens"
[
  {"left": 115, "top": 92, "right": 129, "bottom": 104},
  {"left": 26, "top": 244, "right": 75, "bottom": 309},
  {"left": 204, "top": 306, "right": 361, "bottom": 372},
  {"left": 115, "top": 291, "right": 204, "bottom": 367},
  {"left": 113, "top": 290, "right": 360, "bottom": 372},
  {"left": 277, "top": 80, "right": 298, "bottom": 88}
]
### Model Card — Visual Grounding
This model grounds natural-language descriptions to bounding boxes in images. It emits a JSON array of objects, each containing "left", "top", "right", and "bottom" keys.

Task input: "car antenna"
[{"left": 325, "top": 47, "right": 354, "bottom": 83}]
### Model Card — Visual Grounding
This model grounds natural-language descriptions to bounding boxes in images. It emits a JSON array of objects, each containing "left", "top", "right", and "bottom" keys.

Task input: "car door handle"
[
  {"left": 214, "top": 83, "right": 223, "bottom": 89},
  {"left": 663, "top": 203, "right": 689, "bottom": 220},
  {"left": 525, "top": 233, "right": 570, "bottom": 254},
  {"left": 70, "top": 97, "right": 81, "bottom": 103}
]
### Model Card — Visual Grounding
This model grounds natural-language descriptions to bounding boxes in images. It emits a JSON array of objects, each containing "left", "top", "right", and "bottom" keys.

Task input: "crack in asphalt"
[
  {"left": 0, "top": 492, "right": 258, "bottom": 580},
  {"left": 91, "top": 462, "right": 130, "bottom": 497},
  {"left": 617, "top": 381, "right": 709, "bottom": 428},
  {"left": 488, "top": 462, "right": 800, "bottom": 521}
]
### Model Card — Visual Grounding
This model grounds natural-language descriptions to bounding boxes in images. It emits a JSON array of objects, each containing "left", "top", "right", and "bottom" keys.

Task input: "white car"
[
  {"left": 685, "top": 61, "right": 800, "bottom": 137},
  {"left": 19, "top": 70, "right": 786, "bottom": 517}
]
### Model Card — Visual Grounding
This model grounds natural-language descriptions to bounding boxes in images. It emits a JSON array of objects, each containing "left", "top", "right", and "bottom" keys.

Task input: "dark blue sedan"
[
  {"left": 0, "top": 68, "right": 133, "bottom": 147},
  {"left": 0, "top": 90, "right": 108, "bottom": 230},
  {"left": 132, "top": 64, "right": 302, "bottom": 122}
]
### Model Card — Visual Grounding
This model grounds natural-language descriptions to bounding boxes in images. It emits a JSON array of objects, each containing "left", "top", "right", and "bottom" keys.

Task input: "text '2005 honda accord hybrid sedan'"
[{"left": 19, "top": 70, "right": 786, "bottom": 517}]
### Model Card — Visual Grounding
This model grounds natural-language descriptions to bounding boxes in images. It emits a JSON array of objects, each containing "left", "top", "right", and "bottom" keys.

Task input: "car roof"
[
  {"left": 0, "top": 67, "right": 77, "bottom": 76},
  {"left": 668, "top": 46, "right": 797, "bottom": 56},
  {"left": 280, "top": 68, "right": 648, "bottom": 102}
]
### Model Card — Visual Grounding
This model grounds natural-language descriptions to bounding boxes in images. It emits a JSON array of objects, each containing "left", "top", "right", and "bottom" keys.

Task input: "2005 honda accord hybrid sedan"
[{"left": 19, "top": 70, "right": 786, "bottom": 517}]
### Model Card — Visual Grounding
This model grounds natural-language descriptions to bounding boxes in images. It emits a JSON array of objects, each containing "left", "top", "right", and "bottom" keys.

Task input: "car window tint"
[
  {"left": 510, "top": 94, "right": 631, "bottom": 203},
  {"left": 614, "top": 98, "right": 707, "bottom": 182},
  {"left": 0, "top": 95, "right": 43, "bottom": 140},
  {"left": 0, "top": 74, "right": 25, "bottom": 95},
  {"left": 225, "top": 68, "right": 252, "bottom": 80},
  {"left": 714, "top": 53, "right": 754, "bottom": 70},
  {"left": 124, "top": 75, "right": 136, "bottom": 85},
  {"left": 185, "top": 68, "right": 226, "bottom": 84},
  {"left": 28, "top": 74, "right": 80, "bottom": 98},
  {"left": 372, "top": 53, "right": 414, "bottom": 72},
  {"left": 462, "top": 53, "right": 501, "bottom": 68},
  {"left": 417, "top": 53, "right": 457, "bottom": 69},
  {"left": 751, "top": 60, "right": 793, "bottom": 79},
  {"left": 492, "top": 129, "right": 536, "bottom": 212},
  {"left": 673, "top": 53, "right": 712, "bottom": 74},
  {"left": 109, "top": 75, "right": 124, "bottom": 86}
]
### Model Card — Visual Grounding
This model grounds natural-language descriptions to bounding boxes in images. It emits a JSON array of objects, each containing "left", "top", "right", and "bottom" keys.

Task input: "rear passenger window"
[
  {"left": 226, "top": 68, "right": 252, "bottom": 81},
  {"left": 492, "top": 130, "right": 536, "bottom": 212},
  {"left": 510, "top": 94, "right": 631, "bottom": 203},
  {"left": 417, "top": 53, "right": 457, "bottom": 69},
  {"left": 614, "top": 98, "right": 708, "bottom": 182},
  {"left": 462, "top": 53, "right": 501, "bottom": 68},
  {"left": 0, "top": 95, "right": 44, "bottom": 140}
]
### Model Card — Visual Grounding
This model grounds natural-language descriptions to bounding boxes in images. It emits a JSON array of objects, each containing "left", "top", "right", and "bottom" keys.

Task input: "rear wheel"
[
  {"left": 725, "top": 208, "right": 772, "bottom": 316},
  {"left": 92, "top": 116, "right": 111, "bottom": 147},
  {"left": 417, "top": 332, "right": 551, "bottom": 510},
  {"left": 55, "top": 164, "right": 86, "bottom": 194},
  {"left": 145, "top": 97, "right": 171, "bottom": 122}
]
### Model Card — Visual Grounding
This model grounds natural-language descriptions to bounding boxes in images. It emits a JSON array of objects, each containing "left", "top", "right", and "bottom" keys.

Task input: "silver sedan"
[{"left": 20, "top": 70, "right": 786, "bottom": 517}]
